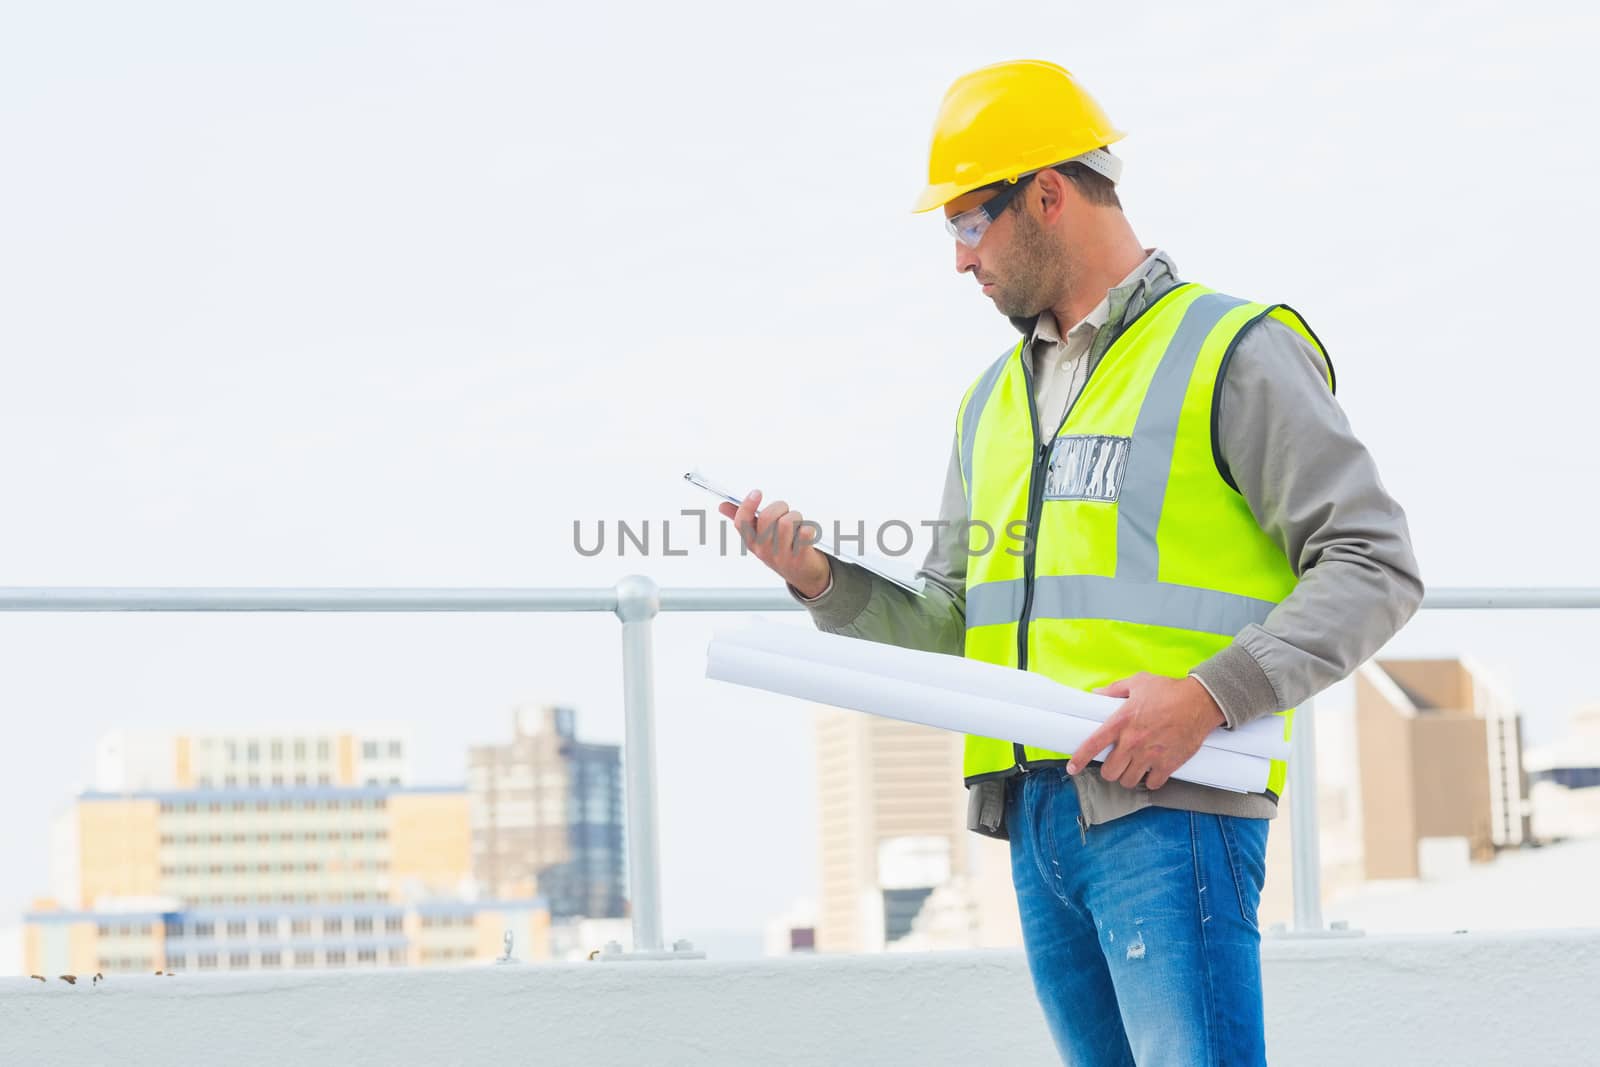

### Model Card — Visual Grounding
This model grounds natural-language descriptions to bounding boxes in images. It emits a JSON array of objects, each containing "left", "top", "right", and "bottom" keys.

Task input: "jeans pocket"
[{"left": 1216, "top": 816, "right": 1268, "bottom": 922}]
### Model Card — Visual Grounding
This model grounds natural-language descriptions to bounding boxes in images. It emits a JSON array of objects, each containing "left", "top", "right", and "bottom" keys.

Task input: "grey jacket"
[{"left": 792, "top": 252, "right": 1424, "bottom": 834}]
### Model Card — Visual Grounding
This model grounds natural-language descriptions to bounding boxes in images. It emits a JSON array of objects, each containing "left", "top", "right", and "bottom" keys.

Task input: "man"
[{"left": 720, "top": 60, "right": 1422, "bottom": 1065}]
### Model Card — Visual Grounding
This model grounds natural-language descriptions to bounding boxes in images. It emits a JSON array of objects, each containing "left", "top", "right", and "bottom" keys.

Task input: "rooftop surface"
[{"left": 1328, "top": 833, "right": 1600, "bottom": 934}]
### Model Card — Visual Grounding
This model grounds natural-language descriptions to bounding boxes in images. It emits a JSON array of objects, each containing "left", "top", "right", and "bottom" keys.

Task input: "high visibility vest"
[{"left": 955, "top": 283, "right": 1333, "bottom": 797}]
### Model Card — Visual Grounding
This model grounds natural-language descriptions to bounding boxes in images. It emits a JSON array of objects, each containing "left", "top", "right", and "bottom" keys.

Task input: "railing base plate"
[{"left": 592, "top": 939, "right": 707, "bottom": 962}]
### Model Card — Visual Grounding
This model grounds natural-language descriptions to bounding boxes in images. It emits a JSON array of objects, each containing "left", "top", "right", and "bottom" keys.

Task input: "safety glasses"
[{"left": 944, "top": 171, "right": 1038, "bottom": 249}]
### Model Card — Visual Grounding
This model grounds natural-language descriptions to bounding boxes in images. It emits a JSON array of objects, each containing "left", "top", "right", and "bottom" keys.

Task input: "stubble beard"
[{"left": 989, "top": 210, "right": 1063, "bottom": 320}]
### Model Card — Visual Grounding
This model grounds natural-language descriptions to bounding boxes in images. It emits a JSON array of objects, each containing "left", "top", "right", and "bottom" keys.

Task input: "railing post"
[
  {"left": 1288, "top": 695, "right": 1324, "bottom": 932},
  {"left": 614, "top": 574, "right": 664, "bottom": 954}
]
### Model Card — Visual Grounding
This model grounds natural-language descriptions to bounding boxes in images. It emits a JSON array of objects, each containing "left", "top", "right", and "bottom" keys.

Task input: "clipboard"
[{"left": 684, "top": 469, "right": 928, "bottom": 597}]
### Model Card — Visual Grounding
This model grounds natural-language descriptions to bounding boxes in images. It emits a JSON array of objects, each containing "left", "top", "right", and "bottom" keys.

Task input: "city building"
[
  {"left": 468, "top": 705, "right": 625, "bottom": 919},
  {"left": 1525, "top": 705, "right": 1600, "bottom": 841},
  {"left": 27, "top": 780, "right": 550, "bottom": 975},
  {"left": 94, "top": 728, "right": 412, "bottom": 792},
  {"left": 23, "top": 898, "right": 547, "bottom": 977},
  {"left": 762, "top": 899, "right": 817, "bottom": 957},
  {"left": 814, "top": 707, "right": 1018, "bottom": 954},
  {"left": 1354, "top": 658, "right": 1529, "bottom": 880},
  {"left": 50, "top": 784, "right": 470, "bottom": 909}
]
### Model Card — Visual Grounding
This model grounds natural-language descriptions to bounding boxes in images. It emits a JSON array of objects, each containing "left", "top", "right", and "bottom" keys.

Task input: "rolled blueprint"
[
  {"left": 720, "top": 619, "right": 1291, "bottom": 761},
  {"left": 706, "top": 638, "right": 1270, "bottom": 794}
]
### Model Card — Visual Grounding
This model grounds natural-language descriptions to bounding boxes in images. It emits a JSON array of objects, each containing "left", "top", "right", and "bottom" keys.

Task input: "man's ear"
[{"left": 1034, "top": 168, "right": 1074, "bottom": 225}]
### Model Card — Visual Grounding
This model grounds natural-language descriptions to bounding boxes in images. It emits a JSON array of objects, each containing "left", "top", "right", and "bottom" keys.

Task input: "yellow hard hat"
[{"left": 913, "top": 60, "right": 1126, "bottom": 214}]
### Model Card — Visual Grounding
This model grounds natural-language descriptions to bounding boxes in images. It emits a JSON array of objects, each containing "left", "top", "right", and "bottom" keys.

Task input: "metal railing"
[{"left": 2, "top": 581, "right": 1597, "bottom": 954}]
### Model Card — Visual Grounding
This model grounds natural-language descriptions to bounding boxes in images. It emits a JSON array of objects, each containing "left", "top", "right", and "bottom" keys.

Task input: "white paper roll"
[
  {"left": 706, "top": 639, "right": 1269, "bottom": 794},
  {"left": 718, "top": 619, "right": 1291, "bottom": 761}
]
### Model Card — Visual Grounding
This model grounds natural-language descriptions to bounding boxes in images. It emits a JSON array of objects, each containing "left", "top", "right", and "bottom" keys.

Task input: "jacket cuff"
[
  {"left": 796, "top": 573, "right": 834, "bottom": 602},
  {"left": 785, "top": 556, "right": 872, "bottom": 631},
  {"left": 1190, "top": 642, "right": 1282, "bottom": 729}
]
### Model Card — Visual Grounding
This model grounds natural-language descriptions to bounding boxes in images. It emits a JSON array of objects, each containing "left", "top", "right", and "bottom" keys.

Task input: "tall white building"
[
  {"left": 1525, "top": 705, "right": 1600, "bottom": 841},
  {"left": 814, "top": 707, "right": 1018, "bottom": 954}
]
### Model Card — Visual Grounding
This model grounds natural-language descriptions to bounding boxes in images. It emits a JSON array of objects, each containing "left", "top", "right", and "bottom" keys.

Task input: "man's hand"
[
  {"left": 717, "top": 489, "right": 831, "bottom": 598},
  {"left": 1065, "top": 673, "right": 1226, "bottom": 790}
]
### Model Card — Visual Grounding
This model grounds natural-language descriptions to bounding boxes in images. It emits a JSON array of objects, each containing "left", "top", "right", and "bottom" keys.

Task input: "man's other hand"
[
  {"left": 1065, "top": 673, "right": 1226, "bottom": 790},
  {"left": 717, "top": 489, "right": 831, "bottom": 598}
]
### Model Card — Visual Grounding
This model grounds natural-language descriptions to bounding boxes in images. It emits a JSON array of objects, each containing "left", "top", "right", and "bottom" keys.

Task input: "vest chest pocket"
[{"left": 1043, "top": 434, "right": 1130, "bottom": 502}]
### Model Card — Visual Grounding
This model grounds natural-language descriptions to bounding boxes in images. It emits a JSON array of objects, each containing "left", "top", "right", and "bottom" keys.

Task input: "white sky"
[{"left": 1, "top": 0, "right": 1598, "bottom": 955}]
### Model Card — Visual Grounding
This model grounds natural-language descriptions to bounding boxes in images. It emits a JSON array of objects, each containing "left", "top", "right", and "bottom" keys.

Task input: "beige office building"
[
  {"left": 50, "top": 785, "right": 471, "bottom": 910},
  {"left": 95, "top": 728, "right": 412, "bottom": 792},
  {"left": 814, "top": 708, "right": 1018, "bottom": 954},
  {"left": 27, "top": 782, "right": 547, "bottom": 976},
  {"left": 26, "top": 728, "right": 549, "bottom": 977},
  {"left": 1354, "top": 657, "right": 1528, "bottom": 880}
]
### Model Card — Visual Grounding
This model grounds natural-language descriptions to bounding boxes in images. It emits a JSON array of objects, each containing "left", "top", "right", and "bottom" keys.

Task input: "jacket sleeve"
[
  {"left": 1189, "top": 317, "right": 1425, "bottom": 728},
  {"left": 786, "top": 435, "right": 968, "bottom": 656}
]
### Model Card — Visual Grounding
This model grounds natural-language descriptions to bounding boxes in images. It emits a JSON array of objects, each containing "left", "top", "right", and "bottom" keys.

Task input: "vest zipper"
[{"left": 1014, "top": 334, "right": 1101, "bottom": 774}]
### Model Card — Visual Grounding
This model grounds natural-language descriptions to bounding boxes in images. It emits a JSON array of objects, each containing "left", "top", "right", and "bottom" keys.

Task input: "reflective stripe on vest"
[{"left": 954, "top": 283, "right": 1333, "bottom": 797}]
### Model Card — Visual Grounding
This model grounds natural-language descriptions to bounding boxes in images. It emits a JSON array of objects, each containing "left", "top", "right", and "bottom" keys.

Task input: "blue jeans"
[{"left": 1008, "top": 769, "right": 1270, "bottom": 1066}]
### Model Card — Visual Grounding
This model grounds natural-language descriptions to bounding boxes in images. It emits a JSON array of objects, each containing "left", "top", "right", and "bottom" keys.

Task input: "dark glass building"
[{"left": 468, "top": 706, "right": 626, "bottom": 920}]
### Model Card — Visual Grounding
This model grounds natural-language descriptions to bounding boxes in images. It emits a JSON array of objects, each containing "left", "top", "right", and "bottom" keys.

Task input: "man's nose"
[{"left": 955, "top": 240, "right": 979, "bottom": 275}]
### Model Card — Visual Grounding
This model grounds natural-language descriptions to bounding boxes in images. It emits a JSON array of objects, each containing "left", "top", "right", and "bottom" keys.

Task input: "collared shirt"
[{"left": 1029, "top": 251, "right": 1158, "bottom": 438}]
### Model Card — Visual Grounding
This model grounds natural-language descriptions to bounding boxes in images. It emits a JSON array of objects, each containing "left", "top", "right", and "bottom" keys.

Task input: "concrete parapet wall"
[{"left": 2, "top": 930, "right": 1594, "bottom": 1064}]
